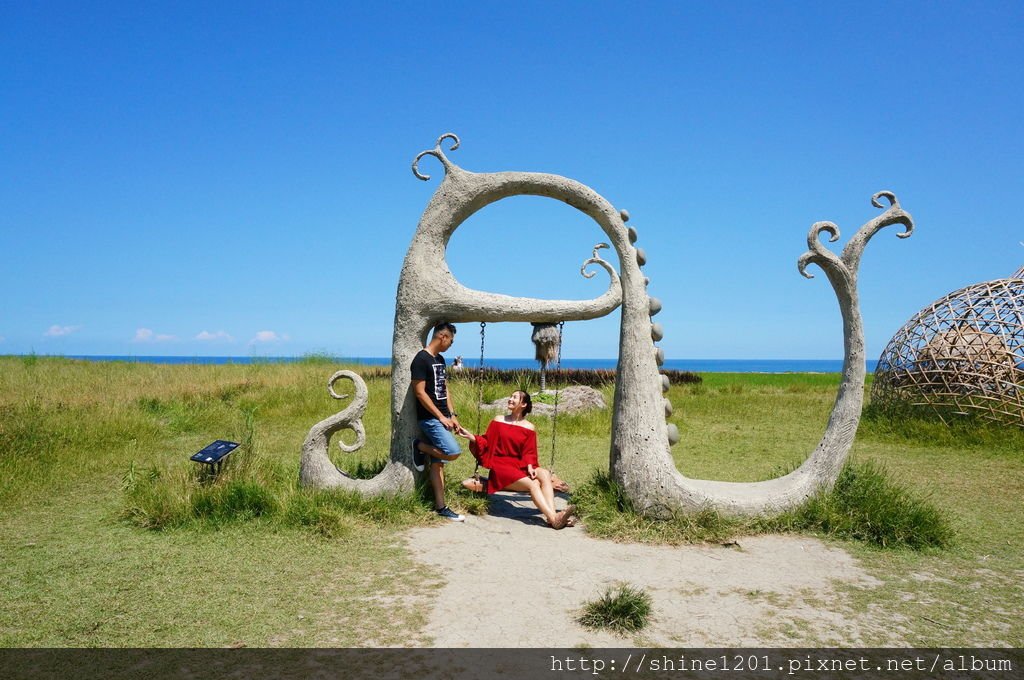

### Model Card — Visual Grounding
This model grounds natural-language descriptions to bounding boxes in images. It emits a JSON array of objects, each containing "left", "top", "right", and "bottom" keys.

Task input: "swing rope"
[
  {"left": 549, "top": 321, "right": 564, "bottom": 469},
  {"left": 472, "top": 321, "right": 486, "bottom": 478},
  {"left": 465, "top": 320, "right": 566, "bottom": 492}
]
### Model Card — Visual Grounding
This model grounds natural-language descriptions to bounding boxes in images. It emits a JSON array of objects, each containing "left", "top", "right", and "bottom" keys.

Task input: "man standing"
[{"left": 411, "top": 321, "right": 465, "bottom": 522}]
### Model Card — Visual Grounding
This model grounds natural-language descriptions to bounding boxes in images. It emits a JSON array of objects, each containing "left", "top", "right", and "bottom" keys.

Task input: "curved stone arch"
[
  {"left": 625, "top": 191, "right": 915, "bottom": 517},
  {"left": 302, "top": 134, "right": 627, "bottom": 494},
  {"left": 301, "top": 134, "right": 916, "bottom": 518}
]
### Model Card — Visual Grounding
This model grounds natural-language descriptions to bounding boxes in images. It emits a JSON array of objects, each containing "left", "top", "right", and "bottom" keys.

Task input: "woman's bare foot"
[
  {"left": 552, "top": 505, "right": 579, "bottom": 529},
  {"left": 550, "top": 510, "right": 569, "bottom": 530}
]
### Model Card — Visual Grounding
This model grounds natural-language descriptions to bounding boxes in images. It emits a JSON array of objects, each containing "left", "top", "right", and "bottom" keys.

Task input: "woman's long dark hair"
[{"left": 515, "top": 389, "right": 533, "bottom": 416}]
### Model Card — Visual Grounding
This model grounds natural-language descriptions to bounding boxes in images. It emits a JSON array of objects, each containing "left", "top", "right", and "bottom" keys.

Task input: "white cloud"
[
  {"left": 251, "top": 330, "right": 288, "bottom": 344},
  {"left": 44, "top": 325, "right": 81, "bottom": 337},
  {"left": 133, "top": 328, "right": 176, "bottom": 343},
  {"left": 196, "top": 330, "right": 234, "bottom": 342}
]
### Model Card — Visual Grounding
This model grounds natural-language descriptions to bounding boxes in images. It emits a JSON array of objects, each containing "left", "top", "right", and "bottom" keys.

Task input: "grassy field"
[{"left": 1, "top": 357, "right": 1021, "bottom": 646}]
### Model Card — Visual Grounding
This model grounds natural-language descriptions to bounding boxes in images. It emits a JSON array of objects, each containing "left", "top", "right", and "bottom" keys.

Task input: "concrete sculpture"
[{"left": 301, "top": 134, "right": 914, "bottom": 517}]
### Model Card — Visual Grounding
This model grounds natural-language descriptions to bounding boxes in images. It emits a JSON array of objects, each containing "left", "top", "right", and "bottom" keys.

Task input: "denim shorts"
[{"left": 418, "top": 418, "right": 461, "bottom": 465}]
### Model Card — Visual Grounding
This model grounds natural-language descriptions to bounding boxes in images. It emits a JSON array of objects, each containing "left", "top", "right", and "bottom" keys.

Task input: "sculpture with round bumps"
[{"left": 301, "top": 134, "right": 914, "bottom": 517}]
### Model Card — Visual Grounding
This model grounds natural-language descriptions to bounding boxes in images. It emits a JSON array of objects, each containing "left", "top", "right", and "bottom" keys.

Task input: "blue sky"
[{"left": 2, "top": 2, "right": 1022, "bottom": 360}]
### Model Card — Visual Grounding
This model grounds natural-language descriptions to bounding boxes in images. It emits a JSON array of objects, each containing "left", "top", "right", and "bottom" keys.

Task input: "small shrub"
[
  {"left": 575, "top": 463, "right": 953, "bottom": 551},
  {"left": 192, "top": 480, "right": 279, "bottom": 521},
  {"left": 532, "top": 391, "right": 557, "bottom": 405},
  {"left": 121, "top": 465, "right": 192, "bottom": 530},
  {"left": 578, "top": 584, "right": 653, "bottom": 634},
  {"left": 573, "top": 470, "right": 740, "bottom": 544},
  {"left": 773, "top": 460, "right": 955, "bottom": 549}
]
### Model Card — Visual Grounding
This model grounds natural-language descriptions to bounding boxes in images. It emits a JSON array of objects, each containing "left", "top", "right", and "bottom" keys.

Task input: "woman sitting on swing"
[{"left": 455, "top": 390, "right": 576, "bottom": 530}]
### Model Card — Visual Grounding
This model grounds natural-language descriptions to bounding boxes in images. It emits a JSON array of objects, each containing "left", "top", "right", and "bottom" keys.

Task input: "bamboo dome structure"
[{"left": 871, "top": 265, "right": 1024, "bottom": 426}]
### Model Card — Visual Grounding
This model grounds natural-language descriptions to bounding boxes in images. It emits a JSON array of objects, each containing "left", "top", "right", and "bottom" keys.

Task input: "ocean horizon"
[{"left": 44, "top": 355, "right": 878, "bottom": 373}]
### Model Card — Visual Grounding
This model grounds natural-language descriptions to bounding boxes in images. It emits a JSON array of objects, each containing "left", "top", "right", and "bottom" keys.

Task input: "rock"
[{"left": 481, "top": 385, "right": 607, "bottom": 416}]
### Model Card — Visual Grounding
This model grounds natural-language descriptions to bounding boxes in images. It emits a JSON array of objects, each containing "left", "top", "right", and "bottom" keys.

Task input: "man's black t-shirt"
[{"left": 410, "top": 349, "right": 451, "bottom": 421}]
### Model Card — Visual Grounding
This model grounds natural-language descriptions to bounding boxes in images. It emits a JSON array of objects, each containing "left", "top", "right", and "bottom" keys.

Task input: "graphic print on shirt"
[{"left": 432, "top": 363, "right": 448, "bottom": 404}]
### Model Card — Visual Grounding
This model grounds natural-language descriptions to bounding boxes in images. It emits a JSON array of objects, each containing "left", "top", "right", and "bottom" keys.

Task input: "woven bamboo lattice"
[{"left": 872, "top": 266, "right": 1024, "bottom": 427}]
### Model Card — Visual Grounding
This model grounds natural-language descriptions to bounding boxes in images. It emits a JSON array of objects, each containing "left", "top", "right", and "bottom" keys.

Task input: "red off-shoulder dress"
[{"left": 469, "top": 419, "right": 539, "bottom": 494}]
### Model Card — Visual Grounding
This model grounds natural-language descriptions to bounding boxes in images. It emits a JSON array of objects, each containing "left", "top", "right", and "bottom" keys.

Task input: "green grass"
[
  {"left": 772, "top": 460, "right": 954, "bottom": 549},
  {"left": 532, "top": 391, "right": 557, "bottom": 404},
  {"left": 574, "top": 461, "right": 954, "bottom": 550},
  {"left": 573, "top": 470, "right": 741, "bottom": 544},
  {"left": 1, "top": 357, "right": 1022, "bottom": 646},
  {"left": 862, "top": 401, "right": 1024, "bottom": 451},
  {"left": 0, "top": 357, "right": 443, "bottom": 646},
  {"left": 119, "top": 443, "right": 433, "bottom": 534},
  {"left": 577, "top": 583, "right": 653, "bottom": 634}
]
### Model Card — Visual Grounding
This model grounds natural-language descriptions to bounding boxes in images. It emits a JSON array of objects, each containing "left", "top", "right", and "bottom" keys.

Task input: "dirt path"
[{"left": 406, "top": 493, "right": 891, "bottom": 647}]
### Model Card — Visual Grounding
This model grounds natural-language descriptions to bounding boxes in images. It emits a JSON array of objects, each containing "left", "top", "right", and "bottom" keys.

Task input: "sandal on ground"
[
  {"left": 550, "top": 511, "right": 570, "bottom": 530},
  {"left": 550, "top": 504, "right": 577, "bottom": 530},
  {"left": 461, "top": 476, "right": 485, "bottom": 493}
]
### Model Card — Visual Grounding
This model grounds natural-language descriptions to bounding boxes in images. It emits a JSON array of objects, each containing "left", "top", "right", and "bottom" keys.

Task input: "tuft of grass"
[
  {"left": 283, "top": 487, "right": 429, "bottom": 536},
  {"left": 577, "top": 583, "right": 653, "bottom": 634},
  {"left": 121, "top": 403, "right": 434, "bottom": 534},
  {"left": 341, "top": 456, "right": 390, "bottom": 480},
  {"left": 768, "top": 460, "right": 955, "bottom": 549},
  {"left": 573, "top": 470, "right": 741, "bottom": 544},
  {"left": 576, "top": 461, "right": 954, "bottom": 551},
  {"left": 192, "top": 480, "right": 280, "bottom": 521},
  {"left": 122, "top": 454, "right": 434, "bottom": 533},
  {"left": 121, "top": 464, "right": 190, "bottom": 529},
  {"left": 532, "top": 391, "right": 557, "bottom": 405}
]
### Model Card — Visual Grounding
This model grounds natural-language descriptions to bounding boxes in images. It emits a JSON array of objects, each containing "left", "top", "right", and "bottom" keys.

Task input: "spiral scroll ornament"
[
  {"left": 299, "top": 370, "right": 370, "bottom": 488},
  {"left": 412, "top": 133, "right": 461, "bottom": 181}
]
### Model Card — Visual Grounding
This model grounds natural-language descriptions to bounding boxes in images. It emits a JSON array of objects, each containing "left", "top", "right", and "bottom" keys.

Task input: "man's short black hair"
[{"left": 432, "top": 321, "right": 457, "bottom": 338}]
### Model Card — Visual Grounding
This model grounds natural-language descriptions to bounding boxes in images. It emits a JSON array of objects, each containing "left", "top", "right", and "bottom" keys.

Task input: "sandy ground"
[{"left": 406, "top": 492, "right": 889, "bottom": 647}]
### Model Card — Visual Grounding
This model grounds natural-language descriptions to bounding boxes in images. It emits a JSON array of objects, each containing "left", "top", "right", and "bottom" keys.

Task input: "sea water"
[{"left": 63, "top": 355, "right": 876, "bottom": 373}]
